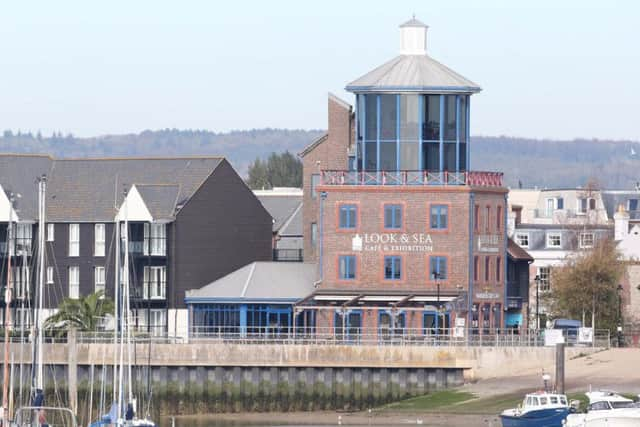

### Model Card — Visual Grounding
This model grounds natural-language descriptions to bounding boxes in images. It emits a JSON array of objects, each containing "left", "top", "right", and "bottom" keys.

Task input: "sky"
[{"left": 0, "top": 0, "right": 638, "bottom": 140}]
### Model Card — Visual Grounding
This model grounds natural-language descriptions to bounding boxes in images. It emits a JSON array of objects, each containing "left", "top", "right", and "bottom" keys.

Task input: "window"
[
  {"left": 384, "top": 204, "right": 403, "bottom": 229},
  {"left": 11, "top": 266, "right": 30, "bottom": 299},
  {"left": 538, "top": 267, "right": 551, "bottom": 292},
  {"left": 339, "top": 204, "right": 357, "bottom": 229},
  {"left": 144, "top": 223, "right": 166, "bottom": 256},
  {"left": 546, "top": 232, "right": 561, "bottom": 248},
  {"left": 430, "top": 205, "right": 448, "bottom": 230},
  {"left": 150, "top": 309, "right": 166, "bottom": 337},
  {"left": 628, "top": 199, "right": 639, "bottom": 211},
  {"left": 515, "top": 232, "right": 529, "bottom": 248},
  {"left": 310, "top": 223, "right": 317, "bottom": 247},
  {"left": 484, "top": 257, "right": 490, "bottom": 281},
  {"left": 429, "top": 256, "right": 447, "bottom": 280},
  {"left": 384, "top": 256, "right": 402, "bottom": 280},
  {"left": 474, "top": 205, "right": 480, "bottom": 232},
  {"left": 496, "top": 206, "right": 502, "bottom": 231},
  {"left": 473, "top": 256, "right": 479, "bottom": 281},
  {"left": 485, "top": 206, "right": 491, "bottom": 232},
  {"left": 311, "top": 174, "right": 321, "bottom": 199},
  {"left": 94, "top": 266, "right": 105, "bottom": 295},
  {"left": 68, "top": 266, "right": 79, "bottom": 299},
  {"left": 144, "top": 266, "right": 166, "bottom": 299},
  {"left": 579, "top": 232, "right": 594, "bottom": 249},
  {"left": 69, "top": 224, "right": 80, "bottom": 256},
  {"left": 46, "top": 266, "right": 54, "bottom": 284},
  {"left": 15, "top": 223, "right": 32, "bottom": 255},
  {"left": 94, "top": 224, "right": 105, "bottom": 257},
  {"left": 496, "top": 257, "right": 501, "bottom": 281},
  {"left": 46, "top": 223, "right": 54, "bottom": 242},
  {"left": 545, "top": 197, "right": 563, "bottom": 217},
  {"left": 577, "top": 197, "right": 596, "bottom": 214},
  {"left": 338, "top": 255, "right": 356, "bottom": 280}
]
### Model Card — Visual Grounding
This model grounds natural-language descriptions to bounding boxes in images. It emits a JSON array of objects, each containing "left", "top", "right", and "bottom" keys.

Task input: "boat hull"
[
  {"left": 565, "top": 412, "right": 640, "bottom": 427},
  {"left": 500, "top": 408, "right": 571, "bottom": 427}
]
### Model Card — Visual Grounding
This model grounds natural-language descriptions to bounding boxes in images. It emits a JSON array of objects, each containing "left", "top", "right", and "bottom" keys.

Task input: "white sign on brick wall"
[{"left": 351, "top": 233, "right": 433, "bottom": 252}]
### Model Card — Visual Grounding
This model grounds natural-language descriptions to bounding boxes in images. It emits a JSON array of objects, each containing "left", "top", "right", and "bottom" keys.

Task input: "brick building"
[{"left": 299, "top": 18, "right": 508, "bottom": 336}]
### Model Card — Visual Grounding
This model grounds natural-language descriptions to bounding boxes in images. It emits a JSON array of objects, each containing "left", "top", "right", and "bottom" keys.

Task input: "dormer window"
[
  {"left": 544, "top": 197, "right": 563, "bottom": 217},
  {"left": 577, "top": 197, "right": 596, "bottom": 214}
]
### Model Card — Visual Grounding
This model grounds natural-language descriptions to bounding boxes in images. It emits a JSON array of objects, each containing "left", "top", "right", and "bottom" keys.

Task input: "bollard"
[{"left": 555, "top": 342, "right": 565, "bottom": 394}]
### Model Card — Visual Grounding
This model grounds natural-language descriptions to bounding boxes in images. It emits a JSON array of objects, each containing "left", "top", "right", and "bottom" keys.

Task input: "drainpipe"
[
  {"left": 468, "top": 192, "right": 475, "bottom": 329},
  {"left": 319, "top": 191, "right": 327, "bottom": 282}
]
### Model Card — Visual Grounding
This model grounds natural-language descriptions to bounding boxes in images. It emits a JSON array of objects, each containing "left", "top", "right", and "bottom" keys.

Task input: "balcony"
[
  {"left": 273, "top": 249, "right": 303, "bottom": 262},
  {"left": 320, "top": 170, "right": 503, "bottom": 188}
]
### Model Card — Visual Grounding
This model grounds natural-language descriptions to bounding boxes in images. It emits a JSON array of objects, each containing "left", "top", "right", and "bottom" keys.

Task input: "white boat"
[{"left": 564, "top": 390, "right": 640, "bottom": 427}]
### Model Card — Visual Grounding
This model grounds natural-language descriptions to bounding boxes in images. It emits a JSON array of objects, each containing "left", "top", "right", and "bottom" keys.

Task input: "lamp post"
[
  {"left": 432, "top": 271, "right": 442, "bottom": 334},
  {"left": 534, "top": 274, "right": 541, "bottom": 331},
  {"left": 617, "top": 284, "right": 624, "bottom": 347}
]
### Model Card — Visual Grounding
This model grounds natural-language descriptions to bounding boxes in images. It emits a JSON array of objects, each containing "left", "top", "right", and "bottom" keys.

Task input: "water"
[{"left": 160, "top": 413, "right": 502, "bottom": 427}]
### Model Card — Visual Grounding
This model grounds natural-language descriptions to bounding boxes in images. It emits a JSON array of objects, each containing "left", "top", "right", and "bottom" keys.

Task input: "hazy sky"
[{"left": 1, "top": 0, "right": 638, "bottom": 140}]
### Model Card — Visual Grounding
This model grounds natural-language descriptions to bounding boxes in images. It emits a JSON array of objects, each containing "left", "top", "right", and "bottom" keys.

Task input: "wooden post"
[
  {"left": 555, "top": 342, "right": 565, "bottom": 394},
  {"left": 68, "top": 328, "right": 77, "bottom": 414}
]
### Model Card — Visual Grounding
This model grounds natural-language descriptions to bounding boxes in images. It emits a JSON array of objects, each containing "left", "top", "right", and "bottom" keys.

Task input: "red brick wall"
[{"left": 301, "top": 95, "right": 353, "bottom": 263}]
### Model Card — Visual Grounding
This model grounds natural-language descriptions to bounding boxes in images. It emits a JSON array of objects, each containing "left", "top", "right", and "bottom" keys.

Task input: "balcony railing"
[
  {"left": 320, "top": 170, "right": 503, "bottom": 187},
  {"left": 273, "top": 249, "right": 304, "bottom": 262}
]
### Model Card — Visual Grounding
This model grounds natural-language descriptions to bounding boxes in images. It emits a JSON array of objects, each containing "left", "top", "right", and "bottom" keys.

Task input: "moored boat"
[
  {"left": 500, "top": 391, "right": 571, "bottom": 427},
  {"left": 564, "top": 390, "right": 640, "bottom": 427}
]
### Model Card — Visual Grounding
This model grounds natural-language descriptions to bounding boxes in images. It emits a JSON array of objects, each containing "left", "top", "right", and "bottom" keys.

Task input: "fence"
[{"left": 186, "top": 326, "right": 610, "bottom": 348}]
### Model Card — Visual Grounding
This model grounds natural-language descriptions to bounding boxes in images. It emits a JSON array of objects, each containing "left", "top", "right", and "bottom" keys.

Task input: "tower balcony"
[{"left": 320, "top": 170, "right": 503, "bottom": 188}]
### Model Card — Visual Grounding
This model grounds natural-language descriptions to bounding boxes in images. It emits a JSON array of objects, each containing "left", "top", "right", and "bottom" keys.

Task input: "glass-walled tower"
[{"left": 346, "top": 18, "right": 480, "bottom": 174}]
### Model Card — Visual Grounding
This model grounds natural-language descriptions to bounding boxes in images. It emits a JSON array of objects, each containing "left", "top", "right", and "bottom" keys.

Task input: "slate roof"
[
  {"left": 256, "top": 194, "right": 302, "bottom": 234},
  {"left": 185, "top": 261, "right": 317, "bottom": 302},
  {"left": 0, "top": 154, "right": 223, "bottom": 222},
  {"left": 602, "top": 191, "right": 640, "bottom": 221},
  {"left": 345, "top": 54, "right": 481, "bottom": 94},
  {"left": 0, "top": 154, "right": 54, "bottom": 221}
]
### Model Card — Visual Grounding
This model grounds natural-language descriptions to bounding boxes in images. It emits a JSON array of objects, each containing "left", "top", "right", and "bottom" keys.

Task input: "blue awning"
[{"left": 506, "top": 313, "right": 523, "bottom": 326}]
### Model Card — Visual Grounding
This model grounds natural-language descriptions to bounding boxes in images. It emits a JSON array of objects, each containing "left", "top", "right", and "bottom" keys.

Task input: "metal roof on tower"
[{"left": 345, "top": 18, "right": 480, "bottom": 94}]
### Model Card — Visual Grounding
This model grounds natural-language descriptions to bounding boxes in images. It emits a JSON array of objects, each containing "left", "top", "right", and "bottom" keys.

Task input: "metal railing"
[
  {"left": 187, "top": 326, "right": 611, "bottom": 348},
  {"left": 320, "top": 170, "right": 504, "bottom": 187},
  {"left": 273, "top": 248, "right": 304, "bottom": 262}
]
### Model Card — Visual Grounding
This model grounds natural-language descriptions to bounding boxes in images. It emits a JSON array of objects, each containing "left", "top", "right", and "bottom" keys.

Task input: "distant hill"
[{"left": 1, "top": 129, "right": 638, "bottom": 189}]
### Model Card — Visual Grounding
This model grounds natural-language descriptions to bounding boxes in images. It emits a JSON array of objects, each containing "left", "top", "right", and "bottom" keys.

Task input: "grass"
[
  {"left": 379, "top": 390, "right": 595, "bottom": 415},
  {"left": 380, "top": 390, "right": 477, "bottom": 412}
]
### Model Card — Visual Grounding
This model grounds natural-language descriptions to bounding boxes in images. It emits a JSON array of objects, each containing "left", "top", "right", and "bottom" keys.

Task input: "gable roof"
[
  {"left": 255, "top": 193, "right": 302, "bottom": 233},
  {"left": 184, "top": 261, "right": 317, "bottom": 303},
  {"left": 298, "top": 133, "right": 328, "bottom": 158},
  {"left": 0, "top": 154, "right": 223, "bottom": 222}
]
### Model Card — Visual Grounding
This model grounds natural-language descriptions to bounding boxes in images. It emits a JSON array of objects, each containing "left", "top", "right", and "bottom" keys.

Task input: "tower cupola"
[{"left": 399, "top": 17, "right": 428, "bottom": 55}]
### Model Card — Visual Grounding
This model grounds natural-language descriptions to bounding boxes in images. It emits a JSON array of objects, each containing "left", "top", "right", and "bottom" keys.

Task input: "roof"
[
  {"left": 298, "top": 133, "right": 328, "bottom": 158},
  {"left": 345, "top": 54, "right": 481, "bottom": 94},
  {"left": 507, "top": 238, "right": 533, "bottom": 262},
  {"left": 136, "top": 184, "right": 181, "bottom": 221},
  {"left": 0, "top": 154, "right": 53, "bottom": 221},
  {"left": 601, "top": 191, "right": 640, "bottom": 221},
  {"left": 0, "top": 154, "right": 223, "bottom": 221},
  {"left": 185, "top": 261, "right": 317, "bottom": 303},
  {"left": 400, "top": 18, "right": 427, "bottom": 28},
  {"left": 255, "top": 193, "right": 302, "bottom": 233}
]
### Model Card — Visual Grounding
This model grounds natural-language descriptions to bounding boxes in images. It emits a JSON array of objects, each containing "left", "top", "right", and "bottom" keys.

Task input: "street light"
[
  {"left": 617, "top": 283, "right": 624, "bottom": 347},
  {"left": 432, "top": 271, "right": 442, "bottom": 334},
  {"left": 534, "top": 274, "right": 541, "bottom": 331}
]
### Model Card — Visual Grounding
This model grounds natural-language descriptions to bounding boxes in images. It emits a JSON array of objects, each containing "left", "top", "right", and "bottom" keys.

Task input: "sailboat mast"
[
  {"left": 113, "top": 206, "right": 120, "bottom": 405},
  {"left": 2, "top": 192, "right": 15, "bottom": 423},
  {"left": 36, "top": 176, "right": 46, "bottom": 390}
]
